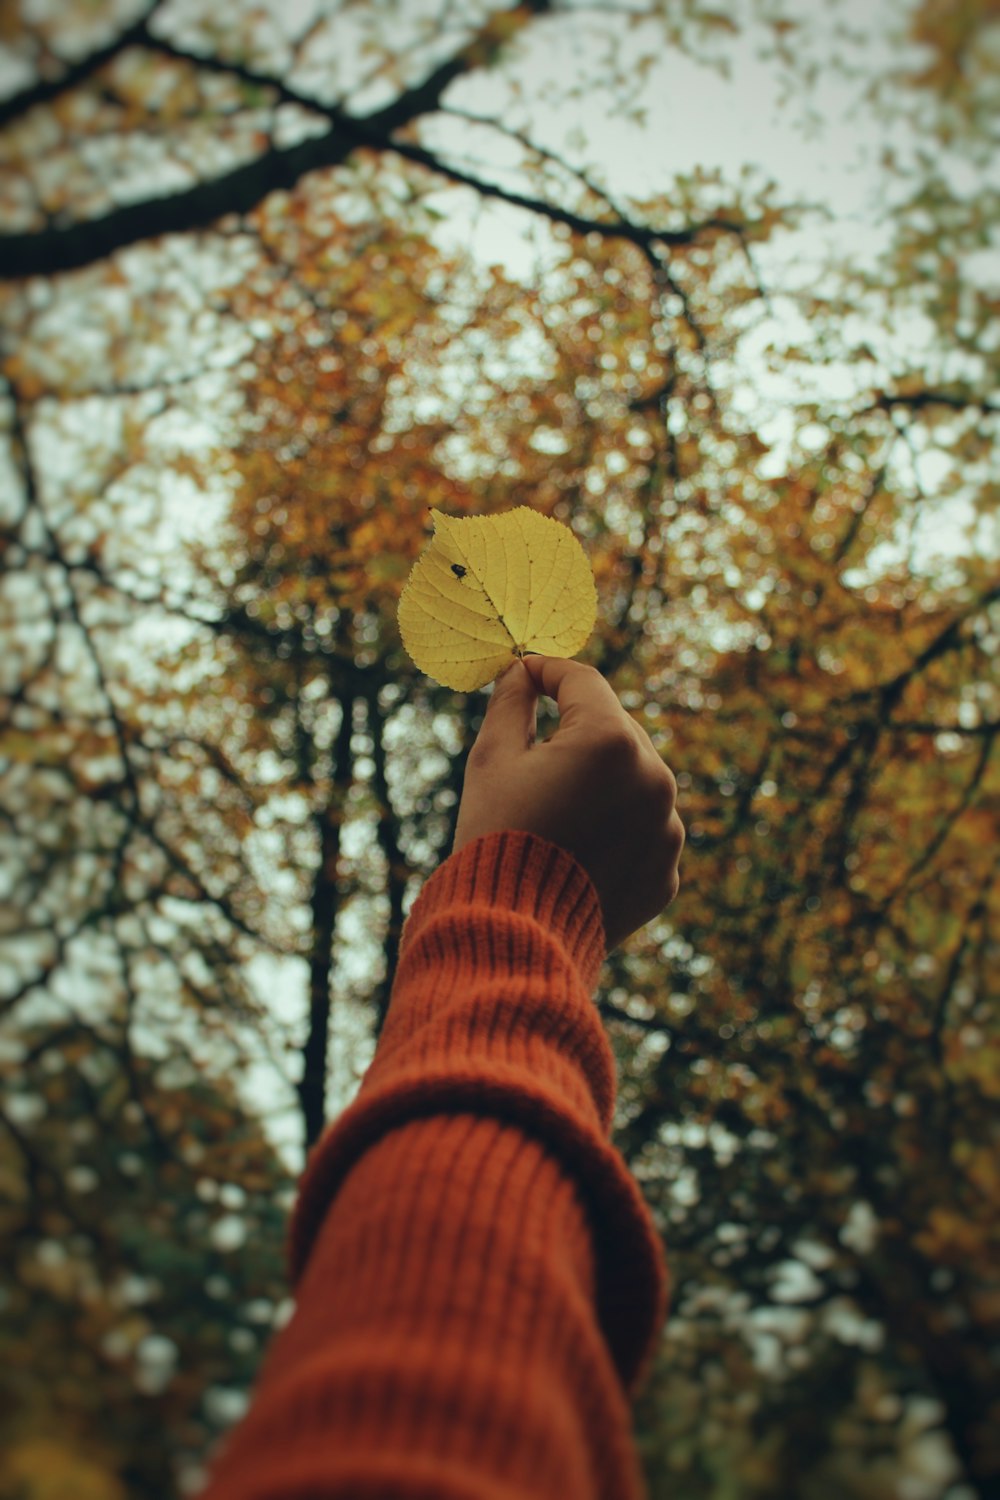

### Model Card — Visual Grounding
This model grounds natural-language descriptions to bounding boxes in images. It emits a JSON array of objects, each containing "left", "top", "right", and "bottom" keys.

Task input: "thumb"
[{"left": 476, "top": 659, "right": 539, "bottom": 755}]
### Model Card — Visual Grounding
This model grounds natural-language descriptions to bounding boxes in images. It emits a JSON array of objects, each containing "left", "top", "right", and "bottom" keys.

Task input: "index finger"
[{"left": 521, "top": 655, "right": 627, "bottom": 735}]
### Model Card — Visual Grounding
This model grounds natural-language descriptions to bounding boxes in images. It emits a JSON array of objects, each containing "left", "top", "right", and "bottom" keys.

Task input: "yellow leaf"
[
  {"left": 2, "top": 1437, "right": 126, "bottom": 1500},
  {"left": 397, "top": 507, "right": 597, "bottom": 691}
]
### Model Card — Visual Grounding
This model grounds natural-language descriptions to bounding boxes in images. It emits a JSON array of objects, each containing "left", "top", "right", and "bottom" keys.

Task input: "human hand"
[{"left": 453, "top": 656, "right": 684, "bottom": 950}]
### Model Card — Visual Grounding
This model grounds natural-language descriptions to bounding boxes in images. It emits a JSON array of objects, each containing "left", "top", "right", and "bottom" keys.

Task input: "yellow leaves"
[
  {"left": 954, "top": 1141, "right": 1000, "bottom": 1198},
  {"left": 906, "top": 0, "right": 1000, "bottom": 94},
  {"left": 2, "top": 350, "right": 46, "bottom": 402},
  {"left": 1, "top": 1439, "right": 126, "bottom": 1500},
  {"left": 675, "top": 437, "right": 702, "bottom": 476},
  {"left": 696, "top": 10, "right": 740, "bottom": 35},
  {"left": 950, "top": 1043, "right": 1000, "bottom": 1100},
  {"left": 915, "top": 1206, "right": 991, "bottom": 1262},
  {"left": 463, "top": 3, "right": 536, "bottom": 68},
  {"left": 0, "top": 728, "right": 65, "bottom": 765},
  {"left": 397, "top": 508, "right": 597, "bottom": 691}
]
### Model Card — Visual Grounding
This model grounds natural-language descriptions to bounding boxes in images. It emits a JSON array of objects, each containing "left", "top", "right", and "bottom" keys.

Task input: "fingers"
[
  {"left": 667, "top": 806, "right": 685, "bottom": 884},
  {"left": 648, "top": 808, "right": 685, "bottom": 918},
  {"left": 473, "top": 659, "right": 539, "bottom": 756},
  {"left": 521, "top": 655, "right": 625, "bottom": 734}
]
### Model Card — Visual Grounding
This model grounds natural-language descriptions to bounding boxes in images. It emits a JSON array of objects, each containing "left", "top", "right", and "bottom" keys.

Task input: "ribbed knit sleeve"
[{"left": 198, "top": 831, "right": 669, "bottom": 1500}]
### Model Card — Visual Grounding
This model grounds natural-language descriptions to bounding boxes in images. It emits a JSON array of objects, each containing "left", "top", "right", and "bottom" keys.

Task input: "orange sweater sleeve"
[{"left": 198, "top": 830, "right": 669, "bottom": 1500}]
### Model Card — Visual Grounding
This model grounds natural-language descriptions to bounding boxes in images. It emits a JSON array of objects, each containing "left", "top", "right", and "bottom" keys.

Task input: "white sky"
[{"left": 422, "top": 1, "right": 903, "bottom": 263}]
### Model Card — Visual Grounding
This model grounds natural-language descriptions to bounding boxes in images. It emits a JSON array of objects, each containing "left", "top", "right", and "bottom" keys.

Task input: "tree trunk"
[
  {"left": 367, "top": 692, "right": 407, "bottom": 1037},
  {"left": 297, "top": 690, "right": 354, "bottom": 1150}
]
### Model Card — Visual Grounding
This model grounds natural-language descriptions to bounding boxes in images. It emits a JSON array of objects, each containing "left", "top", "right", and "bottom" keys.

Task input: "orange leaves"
[
  {"left": 905, "top": 0, "right": 1000, "bottom": 93},
  {"left": 915, "top": 1206, "right": 995, "bottom": 1264},
  {"left": 2, "top": 349, "right": 46, "bottom": 402},
  {"left": 947, "top": 1043, "right": 1000, "bottom": 1102},
  {"left": 696, "top": 10, "right": 740, "bottom": 36},
  {"left": 462, "top": 3, "right": 539, "bottom": 70}
]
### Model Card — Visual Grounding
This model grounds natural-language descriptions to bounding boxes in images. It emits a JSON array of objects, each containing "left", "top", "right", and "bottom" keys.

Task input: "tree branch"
[
  {"left": 863, "top": 387, "right": 1000, "bottom": 418},
  {"left": 0, "top": 0, "right": 163, "bottom": 130},
  {"left": 363, "top": 0, "right": 554, "bottom": 134},
  {"left": 374, "top": 134, "right": 749, "bottom": 254},
  {"left": 0, "top": 0, "right": 751, "bottom": 280},
  {"left": 0, "top": 125, "right": 358, "bottom": 278}
]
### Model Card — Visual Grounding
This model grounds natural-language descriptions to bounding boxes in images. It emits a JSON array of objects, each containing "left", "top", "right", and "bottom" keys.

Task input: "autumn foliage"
[{"left": 1, "top": 1, "right": 998, "bottom": 1498}]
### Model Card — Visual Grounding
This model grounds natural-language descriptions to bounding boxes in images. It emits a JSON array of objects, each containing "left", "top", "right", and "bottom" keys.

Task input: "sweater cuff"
[
  {"left": 287, "top": 831, "right": 667, "bottom": 1393},
  {"left": 402, "top": 830, "right": 607, "bottom": 993}
]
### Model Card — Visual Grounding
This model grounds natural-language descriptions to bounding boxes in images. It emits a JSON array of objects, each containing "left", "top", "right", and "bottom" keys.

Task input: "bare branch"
[
  {"left": 862, "top": 387, "right": 1000, "bottom": 418},
  {"left": 0, "top": 0, "right": 164, "bottom": 130},
  {"left": 0, "top": 0, "right": 752, "bottom": 280}
]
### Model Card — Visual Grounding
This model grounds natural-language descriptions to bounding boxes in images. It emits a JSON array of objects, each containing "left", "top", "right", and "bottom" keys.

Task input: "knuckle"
[
  {"left": 653, "top": 819, "right": 684, "bottom": 909},
  {"left": 653, "top": 855, "right": 681, "bottom": 907},
  {"left": 649, "top": 764, "right": 676, "bottom": 810},
  {"left": 640, "top": 762, "right": 677, "bottom": 824},
  {"left": 594, "top": 725, "right": 640, "bottom": 765}
]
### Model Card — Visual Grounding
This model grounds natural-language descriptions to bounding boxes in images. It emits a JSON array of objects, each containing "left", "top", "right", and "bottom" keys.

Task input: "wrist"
[{"left": 404, "top": 830, "right": 606, "bottom": 992}]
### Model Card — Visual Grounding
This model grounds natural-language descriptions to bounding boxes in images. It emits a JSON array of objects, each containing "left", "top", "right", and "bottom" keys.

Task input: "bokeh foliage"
[{"left": 1, "top": 1, "right": 997, "bottom": 1497}]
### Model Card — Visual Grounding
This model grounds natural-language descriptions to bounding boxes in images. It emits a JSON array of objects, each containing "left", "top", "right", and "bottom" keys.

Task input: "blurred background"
[{"left": 0, "top": 0, "right": 997, "bottom": 1496}]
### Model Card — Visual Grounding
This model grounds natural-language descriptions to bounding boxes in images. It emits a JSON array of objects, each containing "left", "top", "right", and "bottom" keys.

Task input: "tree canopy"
[{"left": 1, "top": 1, "right": 997, "bottom": 1497}]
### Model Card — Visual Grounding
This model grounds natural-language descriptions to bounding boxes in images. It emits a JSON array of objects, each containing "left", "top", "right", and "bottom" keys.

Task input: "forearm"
[
  {"left": 203, "top": 1114, "right": 643, "bottom": 1498},
  {"left": 199, "top": 832, "right": 668, "bottom": 1500}
]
